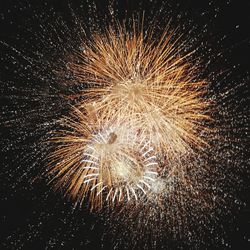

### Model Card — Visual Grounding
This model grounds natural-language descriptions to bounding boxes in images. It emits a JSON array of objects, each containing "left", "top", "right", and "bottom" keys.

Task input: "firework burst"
[
  {"left": 1, "top": 2, "right": 248, "bottom": 249},
  {"left": 46, "top": 21, "right": 213, "bottom": 211}
]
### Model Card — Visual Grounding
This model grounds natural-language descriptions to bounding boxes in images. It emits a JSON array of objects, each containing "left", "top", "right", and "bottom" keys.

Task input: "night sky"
[{"left": 0, "top": 0, "right": 249, "bottom": 249}]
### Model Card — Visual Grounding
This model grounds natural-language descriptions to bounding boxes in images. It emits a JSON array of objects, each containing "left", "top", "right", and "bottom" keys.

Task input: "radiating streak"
[
  {"left": 83, "top": 178, "right": 97, "bottom": 184},
  {"left": 139, "top": 179, "right": 151, "bottom": 189},
  {"left": 97, "top": 186, "right": 107, "bottom": 196},
  {"left": 106, "top": 188, "right": 113, "bottom": 201},
  {"left": 83, "top": 153, "right": 99, "bottom": 160},
  {"left": 140, "top": 141, "right": 149, "bottom": 152},
  {"left": 145, "top": 162, "right": 158, "bottom": 167},
  {"left": 91, "top": 182, "right": 102, "bottom": 191},
  {"left": 112, "top": 188, "right": 118, "bottom": 202},
  {"left": 139, "top": 136, "right": 146, "bottom": 146},
  {"left": 142, "top": 147, "right": 153, "bottom": 157},
  {"left": 144, "top": 175, "right": 156, "bottom": 181},
  {"left": 86, "top": 145, "right": 95, "bottom": 151},
  {"left": 82, "top": 159, "right": 98, "bottom": 165},
  {"left": 92, "top": 137, "right": 101, "bottom": 143},
  {"left": 98, "top": 132, "right": 107, "bottom": 143},
  {"left": 118, "top": 188, "right": 122, "bottom": 201},
  {"left": 130, "top": 187, "right": 138, "bottom": 200},
  {"left": 136, "top": 184, "right": 147, "bottom": 195},
  {"left": 105, "top": 129, "right": 113, "bottom": 139},
  {"left": 84, "top": 173, "right": 99, "bottom": 178},
  {"left": 144, "top": 155, "right": 157, "bottom": 162},
  {"left": 126, "top": 186, "right": 130, "bottom": 201},
  {"left": 145, "top": 171, "right": 158, "bottom": 175}
]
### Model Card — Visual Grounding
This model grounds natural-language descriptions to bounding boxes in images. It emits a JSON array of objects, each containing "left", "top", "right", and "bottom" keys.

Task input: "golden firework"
[
  {"left": 66, "top": 23, "right": 211, "bottom": 158},
  {"left": 47, "top": 20, "right": 211, "bottom": 210}
]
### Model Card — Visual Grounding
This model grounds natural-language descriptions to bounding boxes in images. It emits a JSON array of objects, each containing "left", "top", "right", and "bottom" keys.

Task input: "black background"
[{"left": 0, "top": 0, "right": 249, "bottom": 249}]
